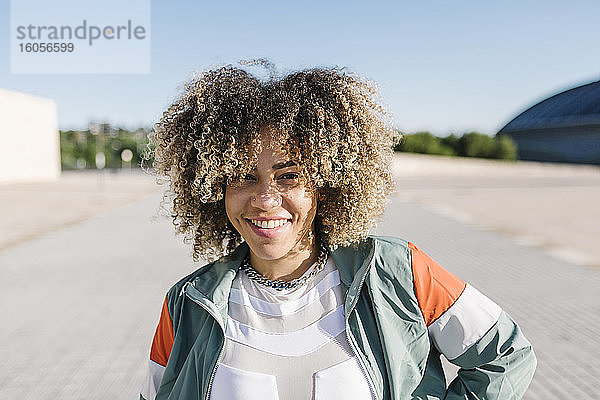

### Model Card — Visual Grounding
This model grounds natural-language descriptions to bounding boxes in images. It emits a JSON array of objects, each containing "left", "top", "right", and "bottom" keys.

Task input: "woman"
[{"left": 140, "top": 63, "right": 536, "bottom": 400}]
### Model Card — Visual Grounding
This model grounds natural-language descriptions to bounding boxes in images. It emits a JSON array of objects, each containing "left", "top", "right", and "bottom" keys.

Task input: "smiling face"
[{"left": 225, "top": 126, "right": 317, "bottom": 264}]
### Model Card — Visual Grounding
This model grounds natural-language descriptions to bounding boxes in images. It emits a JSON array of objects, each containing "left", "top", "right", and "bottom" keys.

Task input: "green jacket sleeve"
[{"left": 444, "top": 310, "right": 537, "bottom": 399}]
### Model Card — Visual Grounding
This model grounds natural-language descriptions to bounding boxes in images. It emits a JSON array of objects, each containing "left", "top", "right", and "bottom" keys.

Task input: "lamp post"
[
  {"left": 121, "top": 148, "right": 133, "bottom": 173},
  {"left": 90, "top": 122, "right": 106, "bottom": 188}
]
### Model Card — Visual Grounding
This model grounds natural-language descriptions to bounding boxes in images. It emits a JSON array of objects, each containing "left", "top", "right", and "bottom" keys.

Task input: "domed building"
[{"left": 497, "top": 80, "right": 600, "bottom": 164}]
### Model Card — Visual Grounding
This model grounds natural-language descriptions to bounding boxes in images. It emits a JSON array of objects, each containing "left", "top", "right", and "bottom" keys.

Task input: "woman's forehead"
[{"left": 245, "top": 159, "right": 298, "bottom": 172}]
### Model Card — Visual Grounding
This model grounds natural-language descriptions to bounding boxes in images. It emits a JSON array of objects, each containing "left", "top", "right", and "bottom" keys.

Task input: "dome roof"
[{"left": 498, "top": 80, "right": 600, "bottom": 133}]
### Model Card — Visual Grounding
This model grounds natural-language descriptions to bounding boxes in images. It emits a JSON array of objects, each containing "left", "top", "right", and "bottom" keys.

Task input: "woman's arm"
[
  {"left": 409, "top": 242, "right": 536, "bottom": 399},
  {"left": 442, "top": 309, "right": 536, "bottom": 399},
  {"left": 140, "top": 295, "right": 175, "bottom": 400}
]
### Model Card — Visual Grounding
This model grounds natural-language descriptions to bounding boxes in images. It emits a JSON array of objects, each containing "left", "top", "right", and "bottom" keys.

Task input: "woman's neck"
[{"left": 249, "top": 238, "right": 319, "bottom": 281}]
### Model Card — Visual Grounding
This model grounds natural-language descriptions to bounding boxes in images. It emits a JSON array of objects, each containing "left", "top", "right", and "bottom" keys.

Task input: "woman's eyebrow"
[{"left": 272, "top": 160, "right": 297, "bottom": 170}]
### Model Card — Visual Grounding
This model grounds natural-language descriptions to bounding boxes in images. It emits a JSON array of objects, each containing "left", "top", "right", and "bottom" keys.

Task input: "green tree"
[
  {"left": 491, "top": 135, "right": 517, "bottom": 160},
  {"left": 440, "top": 134, "right": 460, "bottom": 153},
  {"left": 60, "top": 130, "right": 96, "bottom": 170},
  {"left": 395, "top": 131, "right": 455, "bottom": 156},
  {"left": 393, "top": 131, "right": 517, "bottom": 161},
  {"left": 455, "top": 132, "right": 517, "bottom": 160},
  {"left": 59, "top": 126, "right": 153, "bottom": 170}
]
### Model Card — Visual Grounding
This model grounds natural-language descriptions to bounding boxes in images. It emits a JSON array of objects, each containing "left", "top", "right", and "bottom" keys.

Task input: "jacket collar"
[
  {"left": 329, "top": 237, "right": 375, "bottom": 289},
  {"left": 187, "top": 242, "right": 249, "bottom": 310},
  {"left": 185, "top": 237, "right": 376, "bottom": 314}
]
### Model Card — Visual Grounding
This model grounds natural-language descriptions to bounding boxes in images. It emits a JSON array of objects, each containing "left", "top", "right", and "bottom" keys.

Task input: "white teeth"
[{"left": 250, "top": 219, "right": 288, "bottom": 229}]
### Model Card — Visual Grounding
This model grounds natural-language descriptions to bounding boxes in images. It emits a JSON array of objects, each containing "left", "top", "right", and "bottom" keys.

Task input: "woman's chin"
[{"left": 247, "top": 242, "right": 292, "bottom": 262}]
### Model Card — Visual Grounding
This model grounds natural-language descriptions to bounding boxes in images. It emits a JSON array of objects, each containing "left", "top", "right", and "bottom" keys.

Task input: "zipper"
[
  {"left": 204, "top": 335, "right": 225, "bottom": 400},
  {"left": 182, "top": 282, "right": 226, "bottom": 400},
  {"left": 343, "top": 250, "right": 379, "bottom": 400}
]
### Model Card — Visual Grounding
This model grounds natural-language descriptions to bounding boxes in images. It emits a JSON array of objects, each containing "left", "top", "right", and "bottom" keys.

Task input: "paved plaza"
[{"left": 1, "top": 156, "right": 599, "bottom": 399}]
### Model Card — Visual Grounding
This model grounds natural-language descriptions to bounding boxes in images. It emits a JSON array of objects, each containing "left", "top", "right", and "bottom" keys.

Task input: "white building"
[{"left": 0, "top": 88, "right": 60, "bottom": 184}]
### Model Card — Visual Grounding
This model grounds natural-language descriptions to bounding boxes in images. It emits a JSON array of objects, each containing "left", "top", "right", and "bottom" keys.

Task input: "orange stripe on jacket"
[
  {"left": 149, "top": 295, "right": 175, "bottom": 367},
  {"left": 408, "top": 242, "right": 466, "bottom": 327}
]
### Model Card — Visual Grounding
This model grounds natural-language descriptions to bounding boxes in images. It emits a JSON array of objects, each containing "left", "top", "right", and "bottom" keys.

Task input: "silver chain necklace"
[{"left": 241, "top": 243, "right": 329, "bottom": 291}]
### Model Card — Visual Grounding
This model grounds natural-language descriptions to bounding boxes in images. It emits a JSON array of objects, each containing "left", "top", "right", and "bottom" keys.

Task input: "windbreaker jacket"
[{"left": 141, "top": 235, "right": 536, "bottom": 400}]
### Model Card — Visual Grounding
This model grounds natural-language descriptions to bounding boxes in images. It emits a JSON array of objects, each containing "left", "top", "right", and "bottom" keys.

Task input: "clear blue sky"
[{"left": 1, "top": 0, "right": 599, "bottom": 135}]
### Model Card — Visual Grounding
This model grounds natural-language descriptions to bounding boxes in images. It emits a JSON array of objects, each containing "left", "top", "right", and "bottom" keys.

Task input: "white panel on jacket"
[
  {"left": 210, "top": 363, "right": 279, "bottom": 400},
  {"left": 428, "top": 284, "right": 502, "bottom": 360},
  {"left": 313, "top": 357, "right": 374, "bottom": 399},
  {"left": 140, "top": 359, "right": 166, "bottom": 400}
]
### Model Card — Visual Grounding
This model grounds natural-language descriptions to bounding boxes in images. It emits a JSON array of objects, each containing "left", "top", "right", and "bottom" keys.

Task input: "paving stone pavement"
[
  {"left": 0, "top": 191, "right": 196, "bottom": 400},
  {"left": 0, "top": 169, "right": 159, "bottom": 250},
  {"left": 1, "top": 183, "right": 599, "bottom": 399}
]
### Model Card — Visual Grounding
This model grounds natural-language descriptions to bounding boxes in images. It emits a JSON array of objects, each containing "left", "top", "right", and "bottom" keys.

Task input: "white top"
[{"left": 209, "top": 256, "right": 375, "bottom": 400}]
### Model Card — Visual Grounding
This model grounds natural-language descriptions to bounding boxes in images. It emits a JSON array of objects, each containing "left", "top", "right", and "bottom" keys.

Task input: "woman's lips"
[{"left": 245, "top": 219, "right": 291, "bottom": 238}]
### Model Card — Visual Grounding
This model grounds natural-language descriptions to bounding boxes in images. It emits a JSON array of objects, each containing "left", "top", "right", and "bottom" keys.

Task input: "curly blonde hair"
[{"left": 143, "top": 62, "right": 399, "bottom": 262}]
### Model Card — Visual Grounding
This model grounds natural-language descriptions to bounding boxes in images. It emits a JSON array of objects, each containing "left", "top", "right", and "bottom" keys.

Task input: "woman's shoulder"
[
  {"left": 366, "top": 235, "right": 414, "bottom": 277},
  {"left": 369, "top": 234, "right": 410, "bottom": 248},
  {"left": 367, "top": 234, "right": 412, "bottom": 261},
  {"left": 331, "top": 235, "right": 414, "bottom": 284},
  {"left": 330, "top": 235, "right": 413, "bottom": 270},
  {"left": 368, "top": 235, "right": 439, "bottom": 264}
]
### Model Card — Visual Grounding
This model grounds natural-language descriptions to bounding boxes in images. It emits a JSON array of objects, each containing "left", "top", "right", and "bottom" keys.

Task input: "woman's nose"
[{"left": 251, "top": 182, "right": 282, "bottom": 209}]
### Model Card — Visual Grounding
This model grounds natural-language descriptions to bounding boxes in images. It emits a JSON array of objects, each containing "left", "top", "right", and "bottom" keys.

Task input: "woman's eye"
[
  {"left": 243, "top": 174, "right": 257, "bottom": 181},
  {"left": 279, "top": 172, "right": 299, "bottom": 180}
]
